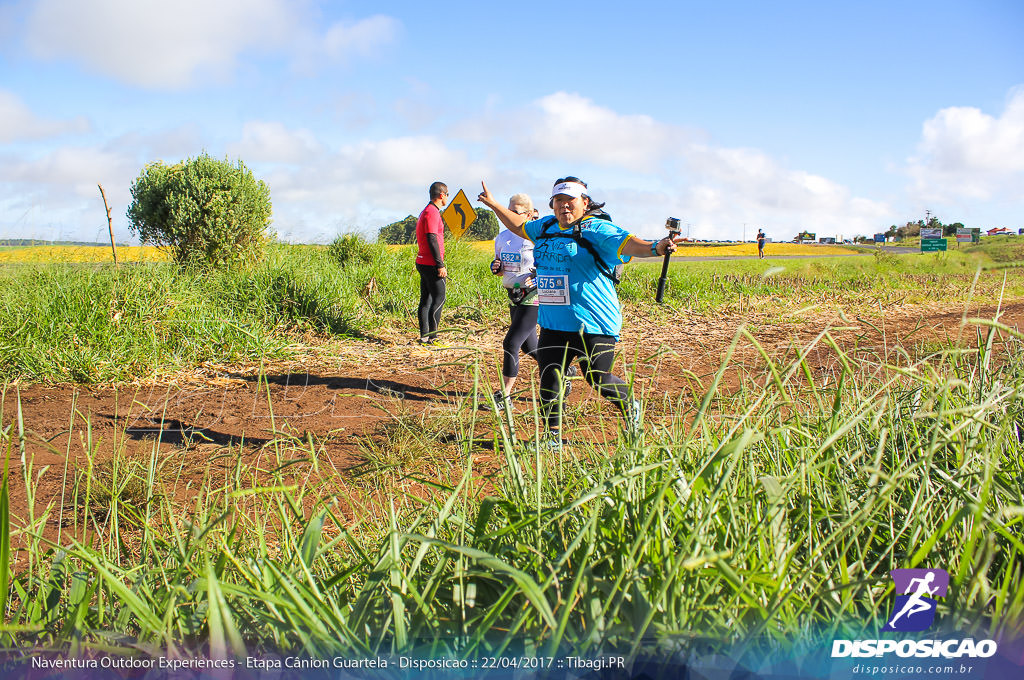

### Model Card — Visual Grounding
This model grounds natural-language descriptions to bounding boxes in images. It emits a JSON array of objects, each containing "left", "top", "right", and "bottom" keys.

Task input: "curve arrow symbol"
[{"left": 454, "top": 204, "right": 467, "bottom": 230}]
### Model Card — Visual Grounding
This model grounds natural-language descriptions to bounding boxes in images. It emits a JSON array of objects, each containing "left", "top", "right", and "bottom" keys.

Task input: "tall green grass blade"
[{"left": 0, "top": 434, "right": 9, "bottom": 624}]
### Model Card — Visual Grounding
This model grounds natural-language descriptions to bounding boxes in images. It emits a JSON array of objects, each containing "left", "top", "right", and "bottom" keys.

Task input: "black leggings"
[
  {"left": 416, "top": 264, "right": 445, "bottom": 338},
  {"left": 503, "top": 304, "right": 539, "bottom": 378},
  {"left": 536, "top": 328, "right": 631, "bottom": 431}
]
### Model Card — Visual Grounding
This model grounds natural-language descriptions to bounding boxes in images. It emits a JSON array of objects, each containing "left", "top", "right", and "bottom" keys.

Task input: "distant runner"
[{"left": 757, "top": 229, "right": 766, "bottom": 259}]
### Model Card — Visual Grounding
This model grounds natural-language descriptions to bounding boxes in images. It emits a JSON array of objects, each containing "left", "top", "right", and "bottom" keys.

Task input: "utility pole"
[
  {"left": 925, "top": 209, "right": 931, "bottom": 228},
  {"left": 743, "top": 222, "right": 747, "bottom": 243}
]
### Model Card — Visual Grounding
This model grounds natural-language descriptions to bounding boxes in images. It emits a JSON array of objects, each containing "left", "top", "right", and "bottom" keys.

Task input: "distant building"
[{"left": 987, "top": 227, "right": 1011, "bottom": 236}]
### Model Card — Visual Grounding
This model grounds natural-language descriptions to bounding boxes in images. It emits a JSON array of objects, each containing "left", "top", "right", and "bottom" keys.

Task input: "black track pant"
[
  {"left": 536, "top": 328, "right": 631, "bottom": 431},
  {"left": 416, "top": 264, "right": 445, "bottom": 338},
  {"left": 502, "top": 304, "right": 539, "bottom": 378}
]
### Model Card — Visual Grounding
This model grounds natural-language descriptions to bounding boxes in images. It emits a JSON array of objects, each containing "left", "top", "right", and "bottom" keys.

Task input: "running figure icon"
[
  {"left": 886, "top": 572, "right": 938, "bottom": 628},
  {"left": 883, "top": 568, "right": 949, "bottom": 632}
]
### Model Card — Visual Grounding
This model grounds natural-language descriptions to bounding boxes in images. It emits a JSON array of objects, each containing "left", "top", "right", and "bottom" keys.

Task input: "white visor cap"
[{"left": 551, "top": 181, "right": 588, "bottom": 199}]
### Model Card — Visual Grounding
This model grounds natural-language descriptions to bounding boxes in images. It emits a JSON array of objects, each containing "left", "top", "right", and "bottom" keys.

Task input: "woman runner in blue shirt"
[{"left": 478, "top": 177, "right": 683, "bottom": 448}]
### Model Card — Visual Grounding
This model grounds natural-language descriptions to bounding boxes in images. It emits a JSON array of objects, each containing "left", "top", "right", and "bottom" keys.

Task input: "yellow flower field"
[
  {"left": 0, "top": 245, "right": 170, "bottom": 263},
  {"left": 4, "top": 240, "right": 857, "bottom": 264},
  {"left": 462, "top": 240, "right": 856, "bottom": 257},
  {"left": 670, "top": 242, "right": 855, "bottom": 257}
]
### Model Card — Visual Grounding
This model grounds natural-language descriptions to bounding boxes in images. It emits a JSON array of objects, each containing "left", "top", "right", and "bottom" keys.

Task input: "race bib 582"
[{"left": 499, "top": 252, "right": 522, "bottom": 273}]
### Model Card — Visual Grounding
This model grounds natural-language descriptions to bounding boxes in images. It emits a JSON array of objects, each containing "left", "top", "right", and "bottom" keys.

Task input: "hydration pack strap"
[{"left": 537, "top": 215, "right": 620, "bottom": 285}]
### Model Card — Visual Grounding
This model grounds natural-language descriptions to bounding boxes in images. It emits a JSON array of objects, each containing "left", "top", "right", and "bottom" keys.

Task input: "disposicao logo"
[
  {"left": 831, "top": 567, "right": 998, "bottom": 659},
  {"left": 883, "top": 568, "right": 949, "bottom": 632}
]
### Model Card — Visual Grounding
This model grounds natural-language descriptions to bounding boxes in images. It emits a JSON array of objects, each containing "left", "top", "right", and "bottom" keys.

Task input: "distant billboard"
[
  {"left": 819, "top": 237, "right": 836, "bottom": 244},
  {"left": 874, "top": 233, "right": 886, "bottom": 243},
  {"left": 921, "top": 226, "right": 947, "bottom": 252}
]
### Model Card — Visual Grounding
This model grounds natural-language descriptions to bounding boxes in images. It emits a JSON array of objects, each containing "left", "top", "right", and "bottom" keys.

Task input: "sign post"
[
  {"left": 441, "top": 189, "right": 477, "bottom": 239},
  {"left": 920, "top": 227, "right": 947, "bottom": 252},
  {"left": 955, "top": 228, "right": 973, "bottom": 249}
]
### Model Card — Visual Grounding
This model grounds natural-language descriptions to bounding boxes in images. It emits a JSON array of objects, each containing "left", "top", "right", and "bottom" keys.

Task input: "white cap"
[{"left": 550, "top": 181, "right": 588, "bottom": 199}]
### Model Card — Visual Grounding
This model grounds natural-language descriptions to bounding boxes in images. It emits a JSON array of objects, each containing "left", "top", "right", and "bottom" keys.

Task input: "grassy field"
[
  {"left": 1, "top": 240, "right": 1022, "bottom": 384},
  {"left": 2, "top": 322, "right": 1022, "bottom": 663},
  {"left": 1, "top": 239, "right": 1023, "bottom": 666}
]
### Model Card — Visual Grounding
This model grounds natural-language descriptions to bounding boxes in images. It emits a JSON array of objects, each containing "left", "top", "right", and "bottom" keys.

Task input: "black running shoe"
[
  {"left": 563, "top": 365, "right": 579, "bottom": 397},
  {"left": 480, "top": 390, "right": 510, "bottom": 412}
]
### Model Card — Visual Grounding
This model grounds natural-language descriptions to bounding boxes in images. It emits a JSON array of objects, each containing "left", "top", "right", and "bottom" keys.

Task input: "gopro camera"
[{"left": 665, "top": 217, "right": 682, "bottom": 233}]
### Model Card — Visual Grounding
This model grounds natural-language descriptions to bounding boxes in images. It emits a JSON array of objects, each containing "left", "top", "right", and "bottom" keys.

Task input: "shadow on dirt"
[
  {"left": 107, "top": 416, "right": 276, "bottom": 448},
  {"left": 241, "top": 373, "right": 468, "bottom": 402}
]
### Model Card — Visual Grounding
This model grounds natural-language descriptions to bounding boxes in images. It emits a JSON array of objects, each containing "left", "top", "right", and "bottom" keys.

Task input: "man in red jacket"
[{"left": 415, "top": 181, "right": 448, "bottom": 344}]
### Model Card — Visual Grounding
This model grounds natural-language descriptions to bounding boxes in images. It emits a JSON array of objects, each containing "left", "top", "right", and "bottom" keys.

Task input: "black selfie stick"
[{"left": 656, "top": 217, "right": 682, "bottom": 303}]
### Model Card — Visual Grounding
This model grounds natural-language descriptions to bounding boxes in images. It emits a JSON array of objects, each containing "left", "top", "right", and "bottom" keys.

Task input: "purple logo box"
[
  {"left": 891, "top": 568, "right": 949, "bottom": 596},
  {"left": 883, "top": 568, "right": 950, "bottom": 632}
]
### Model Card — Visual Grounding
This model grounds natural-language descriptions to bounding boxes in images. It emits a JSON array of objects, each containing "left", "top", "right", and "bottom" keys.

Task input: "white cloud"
[
  {"left": 689, "top": 145, "right": 851, "bottom": 211},
  {"left": 0, "top": 90, "right": 90, "bottom": 142},
  {"left": 473, "top": 92, "right": 890, "bottom": 238},
  {"left": 0, "top": 145, "right": 136, "bottom": 198},
  {"left": 682, "top": 145, "right": 889, "bottom": 237},
  {"left": 0, "top": 126, "right": 210, "bottom": 242},
  {"left": 228, "top": 121, "right": 322, "bottom": 164},
  {"left": 322, "top": 15, "right": 400, "bottom": 60},
  {"left": 0, "top": 89, "right": 900, "bottom": 244},
  {"left": 0, "top": 141, "right": 141, "bottom": 242},
  {"left": 107, "top": 125, "right": 204, "bottom": 161},
  {"left": 23, "top": 0, "right": 400, "bottom": 89},
  {"left": 521, "top": 92, "right": 686, "bottom": 172},
  {"left": 908, "top": 87, "right": 1024, "bottom": 200},
  {"left": 350, "top": 136, "right": 469, "bottom": 185},
  {"left": 0, "top": 121, "right": 485, "bottom": 243},
  {"left": 237, "top": 134, "right": 491, "bottom": 242}
]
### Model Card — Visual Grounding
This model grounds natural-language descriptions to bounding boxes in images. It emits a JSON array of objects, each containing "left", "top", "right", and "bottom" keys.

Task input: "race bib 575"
[{"left": 536, "top": 274, "right": 569, "bottom": 305}]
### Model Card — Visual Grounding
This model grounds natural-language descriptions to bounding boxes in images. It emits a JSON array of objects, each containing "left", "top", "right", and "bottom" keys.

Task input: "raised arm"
[
  {"left": 477, "top": 181, "right": 528, "bottom": 239},
  {"left": 620, "top": 233, "right": 685, "bottom": 258}
]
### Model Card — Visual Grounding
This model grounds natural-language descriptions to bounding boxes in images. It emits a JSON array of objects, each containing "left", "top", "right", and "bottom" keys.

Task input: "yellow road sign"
[{"left": 441, "top": 188, "right": 477, "bottom": 239}]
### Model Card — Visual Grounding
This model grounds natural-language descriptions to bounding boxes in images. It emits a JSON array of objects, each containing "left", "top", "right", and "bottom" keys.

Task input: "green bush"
[
  {"left": 328, "top": 233, "right": 375, "bottom": 267},
  {"left": 127, "top": 153, "right": 272, "bottom": 267},
  {"left": 377, "top": 214, "right": 416, "bottom": 244},
  {"left": 375, "top": 207, "right": 499, "bottom": 243}
]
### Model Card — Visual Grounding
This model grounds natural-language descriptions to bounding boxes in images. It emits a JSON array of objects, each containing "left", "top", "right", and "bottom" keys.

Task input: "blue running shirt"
[{"left": 523, "top": 217, "right": 633, "bottom": 339}]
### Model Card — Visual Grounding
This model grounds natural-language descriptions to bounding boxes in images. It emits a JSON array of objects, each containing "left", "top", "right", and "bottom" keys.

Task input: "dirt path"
[{"left": 5, "top": 299, "right": 1024, "bottom": 536}]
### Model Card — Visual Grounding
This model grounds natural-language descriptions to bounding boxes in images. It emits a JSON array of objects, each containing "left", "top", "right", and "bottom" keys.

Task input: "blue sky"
[{"left": 1, "top": 0, "right": 1021, "bottom": 244}]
